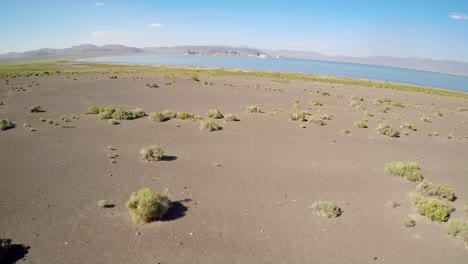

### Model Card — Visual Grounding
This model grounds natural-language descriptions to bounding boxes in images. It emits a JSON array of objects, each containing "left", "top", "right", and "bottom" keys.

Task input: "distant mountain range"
[{"left": 1, "top": 44, "right": 467, "bottom": 77}]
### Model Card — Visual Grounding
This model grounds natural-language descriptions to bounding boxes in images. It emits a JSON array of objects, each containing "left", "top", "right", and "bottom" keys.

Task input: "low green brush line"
[{"left": 1, "top": 58, "right": 467, "bottom": 98}]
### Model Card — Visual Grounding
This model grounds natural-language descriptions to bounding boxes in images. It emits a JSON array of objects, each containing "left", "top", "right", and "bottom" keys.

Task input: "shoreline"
[{"left": 0, "top": 58, "right": 467, "bottom": 99}]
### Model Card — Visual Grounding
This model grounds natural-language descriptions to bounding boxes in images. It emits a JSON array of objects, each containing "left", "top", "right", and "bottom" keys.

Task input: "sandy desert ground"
[{"left": 1, "top": 65, "right": 468, "bottom": 263}]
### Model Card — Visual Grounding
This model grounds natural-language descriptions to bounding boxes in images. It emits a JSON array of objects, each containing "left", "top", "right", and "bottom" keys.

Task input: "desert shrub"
[
  {"left": 444, "top": 219, "right": 468, "bottom": 238},
  {"left": 354, "top": 120, "right": 367, "bottom": 128},
  {"left": 108, "top": 119, "right": 120, "bottom": 125},
  {"left": 310, "top": 201, "right": 341, "bottom": 218},
  {"left": 162, "top": 110, "right": 177, "bottom": 119},
  {"left": 341, "top": 129, "right": 350, "bottom": 134},
  {"left": 200, "top": 120, "right": 222, "bottom": 131},
  {"left": 99, "top": 106, "right": 116, "bottom": 113},
  {"left": 415, "top": 181, "right": 455, "bottom": 201},
  {"left": 349, "top": 101, "right": 359, "bottom": 108},
  {"left": 289, "top": 112, "right": 308, "bottom": 122},
  {"left": 99, "top": 110, "right": 114, "bottom": 120},
  {"left": 376, "top": 123, "right": 399, "bottom": 137},
  {"left": 145, "top": 83, "right": 159, "bottom": 88},
  {"left": 131, "top": 108, "right": 146, "bottom": 119},
  {"left": 85, "top": 106, "right": 100, "bottom": 115},
  {"left": 364, "top": 110, "right": 374, "bottom": 117},
  {"left": 393, "top": 102, "right": 404, "bottom": 108},
  {"left": 140, "top": 145, "right": 164, "bottom": 161},
  {"left": 60, "top": 116, "right": 71, "bottom": 122},
  {"left": 46, "top": 118, "right": 53, "bottom": 124},
  {"left": 403, "top": 216, "right": 416, "bottom": 227},
  {"left": 350, "top": 95, "right": 364, "bottom": 101},
  {"left": 176, "top": 112, "right": 192, "bottom": 120},
  {"left": 420, "top": 117, "right": 431, "bottom": 123},
  {"left": 355, "top": 104, "right": 366, "bottom": 110},
  {"left": 111, "top": 108, "right": 132, "bottom": 120},
  {"left": 308, "top": 116, "right": 327, "bottom": 126},
  {"left": 456, "top": 107, "right": 467, "bottom": 112},
  {"left": 385, "top": 161, "right": 422, "bottom": 182},
  {"left": 29, "top": 105, "right": 44, "bottom": 113},
  {"left": 310, "top": 99, "right": 322, "bottom": 106},
  {"left": 207, "top": 109, "right": 224, "bottom": 119},
  {"left": 0, "top": 119, "right": 15, "bottom": 131},
  {"left": 191, "top": 76, "right": 200, "bottom": 82},
  {"left": 39, "top": 117, "right": 47, "bottom": 122},
  {"left": 437, "top": 112, "right": 444, "bottom": 117},
  {"left": 125, "top": 188, "right": 171, "bottom": 224},
  {"left": 401, "top": 123, "right": 417, "bottom": 131},
  {"left": 224, "top": 114, "right": 238, "bottom": 122},
  {"left": 388, "top": 201, "right": 401, "bottom": 209},
  {"left": 318, "top": 91, "right": 330, "bottom": 96},
  {"left": 380, "top": 106, "right": 390, "bottom": 113},
  {"left": 410, "top": 193, "right": 450, "bottom": 222},
  {"left": 247, "top": 105, "right": 261, "bottom": 113},
  {"left": 148, "top": 112, "right": 170, "bottom": 122},
  {"left": 97, "top": 200, "right": 112, "bottom": 208},
  {"left": 465, "top": 202, "right": 468, "bottom": 214},
  {"left": 373, "top": 98, "right": 392, "bottom": 104},
  {"left": 109, "top": 108, "right": 145, "bottom": 120}
]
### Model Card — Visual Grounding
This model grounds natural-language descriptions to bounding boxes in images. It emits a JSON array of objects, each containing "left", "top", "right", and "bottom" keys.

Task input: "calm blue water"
[{"left": 78, "top": 55, "right": 468, "bottom": 92}]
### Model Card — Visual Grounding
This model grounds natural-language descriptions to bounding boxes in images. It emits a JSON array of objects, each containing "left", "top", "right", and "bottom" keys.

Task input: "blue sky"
[{"left": 1, "top": 0, "right": 468, "bottom": 61}]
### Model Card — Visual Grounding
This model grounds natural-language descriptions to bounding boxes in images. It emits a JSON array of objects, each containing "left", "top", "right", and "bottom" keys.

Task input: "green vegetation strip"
[{"left": 1, "top": 58, "right": 467, "bottom": 98}]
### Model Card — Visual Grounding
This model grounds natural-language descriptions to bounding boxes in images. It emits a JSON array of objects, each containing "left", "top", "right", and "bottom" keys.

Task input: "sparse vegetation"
[
  {"left": 376, "top": 123, "right": 399, "bottom": 137},
  {"left": 373, "top": 97, "right": 392, "bottom": 104},
  {"left": 364, "top": 110, "right": 374, "bottom": 117},
  {"left": 444, "top": 219, "right": 468, "bottom": 239},
  {"left": 290, "top": 112, "right": 308, "bottom": 122},
  {"left": 200, "top": 120, "right": 222, "bottom": 131},
  {"left": 393, "top": 102, "right": 404, "bottom": 108},
  {"left": 148, "top": 112, "right": 170, "bottom": 122},
  {"left": 355, "top": 104, "right": 366, "bottom": 110},
  {"left": 420, "top": 117, "right": 431, "bottom": 123},
  {"left": 309, "top": 99, "right": 322, "bottom": 106},
  {"left": 410, "top": 192, "right": 451, "bottom": 222},
  {"left": 0, "top": 119, "right": 15, "bottom": 131},
  {"left": 60, "top": 116, "right": 71, "bottom": 122},
  {"left": 207, "top": 109, "right": 224, "bottom": 119},
  {"left": 85, "top": 106, "right": 100, "bottom": 115},
  {"left": 176, "top": 112, "right": 193, "bottom": 120},
  {"left": 125, "top": 188, "right": 172, "bottom": 224},
  {"left": 380, "top": 106, "right": 390, "bottom": 113},
  {"left": 247, "top": 105, "right": 261, "bottom": 113},
  {"left": 40, "top": 117, "right": 47, "bottom": 122},
  {"left": 354, "top": 120, "right": 367, "bottom": 128},
  {"left": 388, "top": 201, "right": 401, "bottom": 209},
  {"left": 224, "top": 114, "right": 238, "bottom": 122},
  {"left": 162, "top": 110, "right": 177, "bottom": 119},
  {"left": 415, "top": 181, "right": 455, "bottom": 201},
  {"left": 456, "top": 107, "right": 467, "bottom": 112},
  {"left": 385, "top": 161, "right": 422, "bottom": 182},
  {"left": 97, "top": 200, "right": 112, "bottom": 208},
  {"left": 140, "top": 145, "right": 164, "bottom": 161},
  {"left": 29, "top": 105, "right": 44, "bottom": 113},
  {"left": 401, "top": 123, "right": 417, "bottom": 131},
  {"left": 403, "top": 216, "right": 416, "bottom": 227},
  {"left": 310, "top": 201, "right": 341, "bottom": 218},
  {"left": 308, "top": 116, "right": 327, "bottom": 126},
  {"left": 108, "top": 119, "right": 120, "bottom": 125},
  {"left": 350, "top": 95, "right": 364, "bottom": 101},
  {"left": 341, "top": 129, "right": 350, "bottom": 134},
  {"left": 145, "top": 83, "right": 159, "bottom": 88}
]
